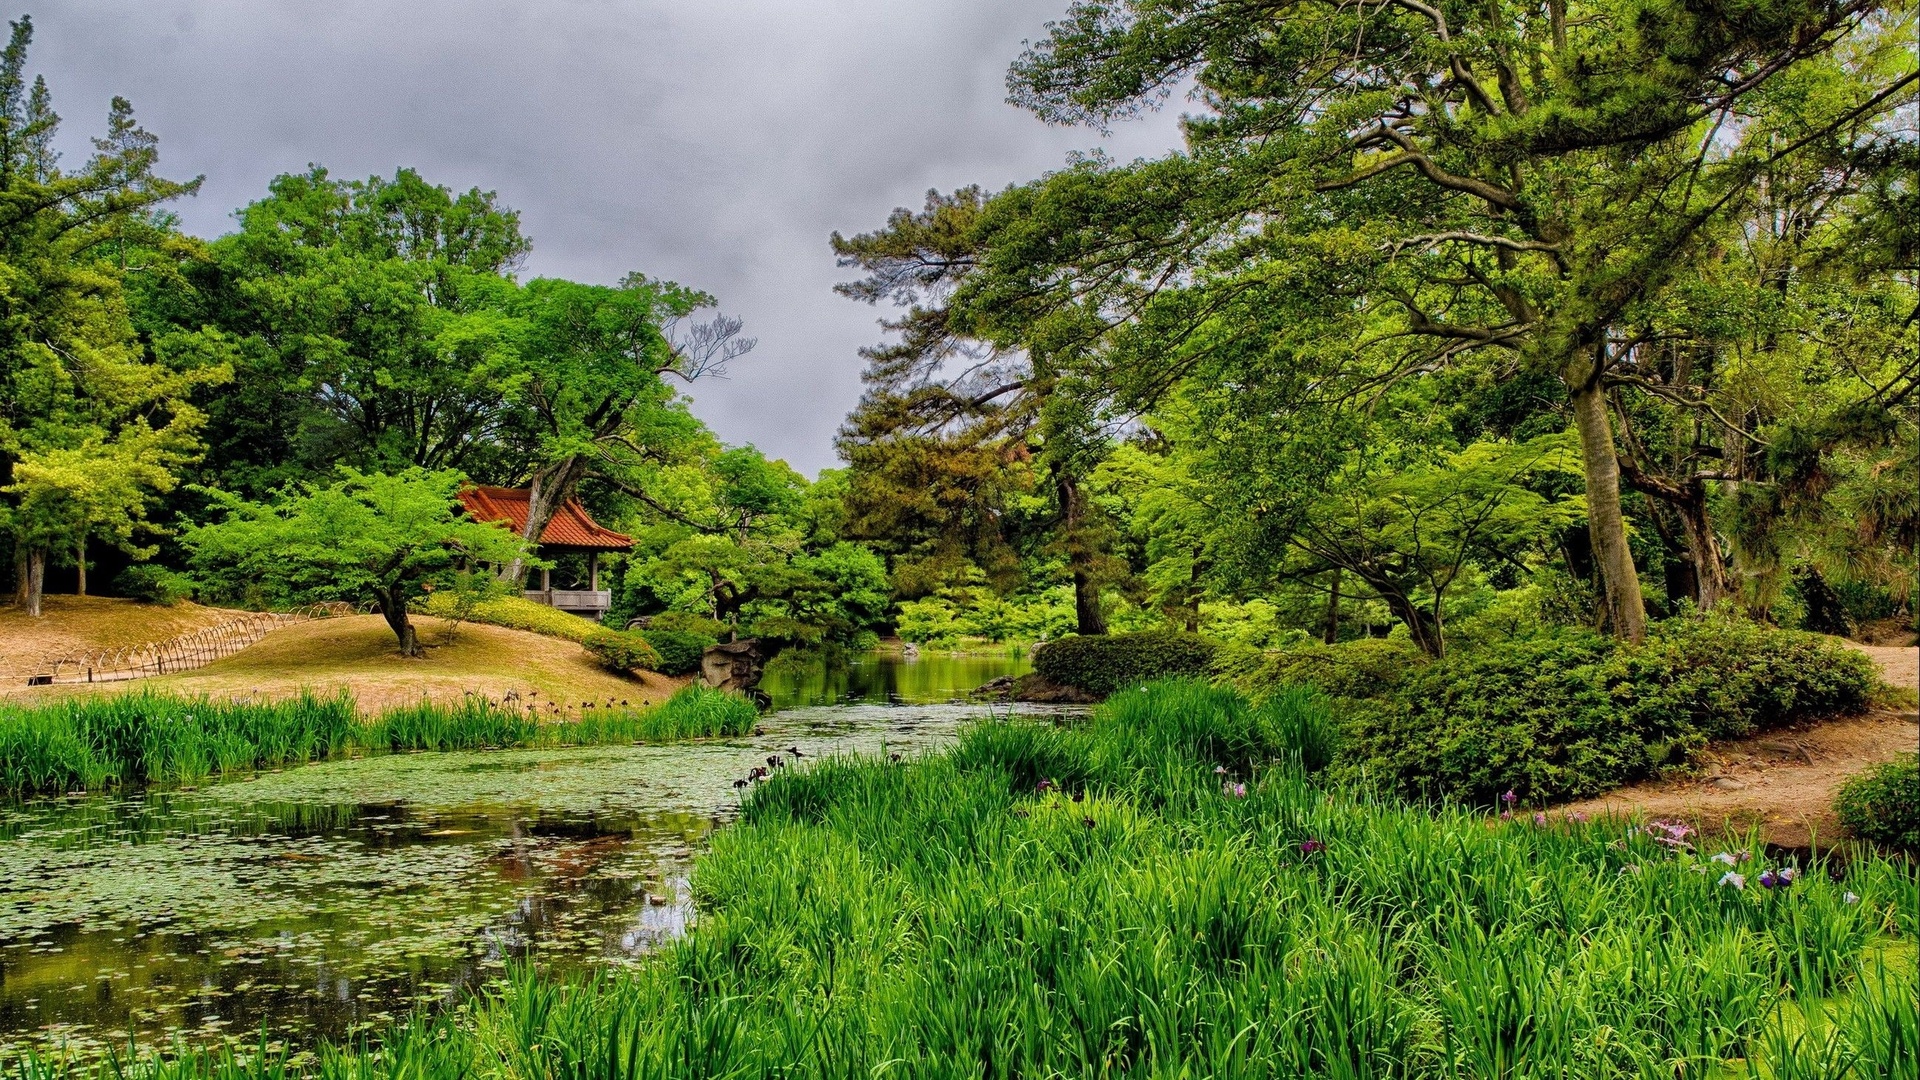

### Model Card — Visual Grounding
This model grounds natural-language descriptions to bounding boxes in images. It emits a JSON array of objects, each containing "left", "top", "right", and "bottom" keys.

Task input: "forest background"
[{"left": 1, "top": 0, "right": 1914, "bottom": 667}]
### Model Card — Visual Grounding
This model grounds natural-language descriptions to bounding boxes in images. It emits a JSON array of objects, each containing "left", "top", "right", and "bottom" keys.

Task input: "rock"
[
  {"left": 701, "top": 639, "right": 771, "bottom": 696},
  {"left": 972, "top": 675, "right": 1018, "bottom": 700},
  {"left": 1710, "top": 777, "right": 1748, "bottom": 791},
  {"left": 1004, "top": 672, "right": 1102, "bottom": 704}
]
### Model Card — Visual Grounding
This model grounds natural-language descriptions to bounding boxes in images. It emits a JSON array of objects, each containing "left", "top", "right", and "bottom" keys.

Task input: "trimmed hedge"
[
  {"left": 1033, "top": 630, "right": 1218, "bottom": 697},
  {"left": 582, "top": 630, "right": 663, "bottom": 674},
  {"left": 418, "top": 593, "right": 605, "bottom": 643},
  {"left": 1836, "top": 755, "right": 1920, "bottom": 853},
  {"left": 1339, "top": 617, "right": 1878, "bottom": 806}
]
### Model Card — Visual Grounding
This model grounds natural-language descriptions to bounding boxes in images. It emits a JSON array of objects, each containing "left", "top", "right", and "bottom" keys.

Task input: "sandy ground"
[
  {"left": 2, "top": 613, "right": 688, "bottom": 714},
  {"left": 1562, "top": 643, "right": 1920, "bottom": 847}
]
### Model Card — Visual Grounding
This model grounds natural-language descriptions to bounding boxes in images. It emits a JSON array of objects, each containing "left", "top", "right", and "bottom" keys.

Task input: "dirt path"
[{"left": 1561, "top": 643, "right": 1919, "bottom": 847}]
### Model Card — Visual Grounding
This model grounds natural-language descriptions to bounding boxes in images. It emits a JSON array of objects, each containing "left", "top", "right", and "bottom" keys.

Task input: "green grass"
[
  {"left": 0, "top": 685, "right": 760, "bottom": 797},
  {"left": 21, "top": 678, "right": 1915, "bottom": 1078}
]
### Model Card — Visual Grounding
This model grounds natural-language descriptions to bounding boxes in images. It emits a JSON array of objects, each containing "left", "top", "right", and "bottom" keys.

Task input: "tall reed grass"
[
  {"left": 0, "top": 684, "right": 757, "bottom": 798},
  {"left": 19, "top": 678, "right": 1913, "bottom": 1079}
]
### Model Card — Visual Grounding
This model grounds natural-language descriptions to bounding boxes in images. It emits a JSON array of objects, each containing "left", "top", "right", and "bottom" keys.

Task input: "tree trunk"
[
  {"left": 1564, "top": 355, "right": 1648, "bottom": 643},
  {"left": 1057, "top": 471, "right": 1107, "bottom": 636},
  {"left": 379, "top": 588, "right": 422, "bottom": 657},
  {"left": 1379, "top": 587, "right": 1443, "bottom": 658},
  {"left": 25, "top": 546, "right": 45, "bottom": 618},
  {"left": 75, "top": 533, "right": 86, "bottom": 598},
  {"left": 1072, "top": 569, "right": 1108, "bottom": 637},
  {"left": 501, "top": 456, "right": 588, "bottom": 587},
  {"left": 11, "top": 542, "right": 26, "bottom": 608},
  {"left": 1323, "top": 568, "right": 1342, "bottom": 645},
  {"left": 1672, "top": 486, "right": 1728, "bottom": 612}
]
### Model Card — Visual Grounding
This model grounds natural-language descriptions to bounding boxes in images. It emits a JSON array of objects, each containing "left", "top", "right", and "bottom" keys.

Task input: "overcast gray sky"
[{"left": 29, "top": 1, "right": 1185, "bottom": 475}]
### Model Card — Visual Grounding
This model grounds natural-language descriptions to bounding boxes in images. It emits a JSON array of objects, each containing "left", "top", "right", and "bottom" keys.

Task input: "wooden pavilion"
[{"left": 455, "top": 486, "right": 633, "bottom": 619}]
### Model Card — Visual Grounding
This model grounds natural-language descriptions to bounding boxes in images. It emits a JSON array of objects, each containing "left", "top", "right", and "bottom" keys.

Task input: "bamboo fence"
[{"left": 13, "top": 603, "right": 349, "bottom": 686}]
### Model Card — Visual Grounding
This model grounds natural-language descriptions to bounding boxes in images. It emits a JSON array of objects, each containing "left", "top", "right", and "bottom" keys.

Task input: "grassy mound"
[
  {"left": 43, "top": 680, "right": 1915, "bottom": 1078},
  {"left": 0, "top": 685, "right": 758, "bottom": 797},
  {"left": 58, "top": 615, "right": 679, "bottom": 715}
]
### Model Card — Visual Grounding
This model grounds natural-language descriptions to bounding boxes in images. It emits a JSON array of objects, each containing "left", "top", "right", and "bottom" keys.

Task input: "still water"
[{"left": 0, "top": 651, "right": 1041, "bottom": 1061}]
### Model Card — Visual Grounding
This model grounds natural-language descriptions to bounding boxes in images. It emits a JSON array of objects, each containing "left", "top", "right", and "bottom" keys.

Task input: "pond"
[{"left": 0, "top": 651, "right": 1044, "bottom": 1062}]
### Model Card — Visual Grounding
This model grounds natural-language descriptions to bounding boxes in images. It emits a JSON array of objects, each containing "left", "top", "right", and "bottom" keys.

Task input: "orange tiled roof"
[{"left": 456, "top": 486, "right": 634, "bottom": 551}]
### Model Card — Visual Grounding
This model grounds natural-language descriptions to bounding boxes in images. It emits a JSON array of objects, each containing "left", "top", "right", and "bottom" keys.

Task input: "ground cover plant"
[
  {"left": 27, "top": 680, "right": 1914, "bottom": 1079},
  {"left": 0, "top": 686, "right": 758, "bottom": 797}
]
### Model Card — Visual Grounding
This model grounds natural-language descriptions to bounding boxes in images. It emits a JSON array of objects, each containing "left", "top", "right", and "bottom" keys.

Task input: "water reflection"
[
  {"left": 760, "top": 647, "right": 1030, "bottom": 710},
  {"left": 0, "top": 652, "right": 1044, "bottom": 1062}
]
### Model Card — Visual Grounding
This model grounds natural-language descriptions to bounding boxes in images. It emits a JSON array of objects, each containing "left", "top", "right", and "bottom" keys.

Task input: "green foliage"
[
  {"left": 581, "top": 630, "right": 662, "bottom": 674},
  {"left": 1032, "top": 629, "right": 1217, "bottom": 696},
  {"left": 1835, "top": 755, "right": 1920, "bottom": 854},
  {"left": 48, "top": 681, "right": 1915, "bottom": 1078},
  {"left": 113, "top": 564, "right": 195, "bottom": 606},
  {"left": 1341, "top": 617, "right": 1880, "bottom": 805},
  {"left": 895, "top": 583, "right": 1077, "bottom": 647},
  {"left": 634, "top": 628, "right": 712, "bottom": 677}
]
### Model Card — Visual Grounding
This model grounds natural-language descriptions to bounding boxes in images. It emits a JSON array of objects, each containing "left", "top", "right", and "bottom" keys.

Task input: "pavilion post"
[{"left": 589, "top": 551, "right": 600, "bottom": 592}]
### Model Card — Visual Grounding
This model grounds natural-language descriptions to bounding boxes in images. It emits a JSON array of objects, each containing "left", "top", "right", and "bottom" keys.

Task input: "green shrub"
[
  {"left": 1218, "top": 636, "right": 1428, "bottom": 701},
  {"left": 417, "top": 593, "right": 604, "bottom": 642},
  {"left": 115, "top": 565, "right": 196, "bottom": 606},
  {"left": 1341, "top": 616, "right": 1878, "bottom": 806},
  {"left": 1033, "top": 629, "right": 1218, "bottom": 696},
  {"left": 1836, "top": 755, "right": 1920, "bottom": 853},
  {"left": 582, "top": 630, "right": 663, "bottom": 673},
  {"left": 637, "top": 628, "right": 715, "bottom": 676}
]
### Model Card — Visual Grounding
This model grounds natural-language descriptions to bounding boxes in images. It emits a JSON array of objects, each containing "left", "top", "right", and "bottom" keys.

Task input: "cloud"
[{"left": 25, "top": 0, "right": 1184, "bottom": 474}]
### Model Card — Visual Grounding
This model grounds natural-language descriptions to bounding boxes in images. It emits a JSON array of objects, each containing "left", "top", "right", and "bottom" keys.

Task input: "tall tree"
[
  {"left": 832, "top": 188, "right": 1119, "bottom": 634},
  {"left": 0, "top": 16, "right": 213, "bottom": 614},
  {"left": 947, "top": 0, "right": 1915, "bottom": 642},
  {"left": 496, "top": 274, "right": 752, "bottom": 585},
  {"left": 166, "top": 166, "right": 529, "bottom": 493}
]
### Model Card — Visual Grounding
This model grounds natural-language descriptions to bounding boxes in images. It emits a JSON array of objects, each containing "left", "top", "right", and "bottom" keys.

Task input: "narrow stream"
[{"left": 0, "top": 651, "right": 1048, "bottom": 1061}]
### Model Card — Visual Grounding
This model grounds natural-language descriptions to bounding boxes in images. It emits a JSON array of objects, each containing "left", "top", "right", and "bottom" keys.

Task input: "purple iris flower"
[{"left": 1299, "top": 839, "right": 1324, "bottom": 855}]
